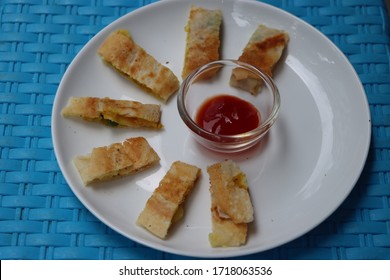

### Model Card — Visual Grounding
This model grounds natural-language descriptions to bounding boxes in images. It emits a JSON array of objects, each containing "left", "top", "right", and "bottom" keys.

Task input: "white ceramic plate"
[{"left": 52, "top": 0, "right": 371, "bottom": 258}]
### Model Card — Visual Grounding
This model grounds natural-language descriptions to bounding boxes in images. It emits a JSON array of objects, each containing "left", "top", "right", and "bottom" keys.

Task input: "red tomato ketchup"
[{"left": 195, "top": 95, "right": 261, "bottom": 135}]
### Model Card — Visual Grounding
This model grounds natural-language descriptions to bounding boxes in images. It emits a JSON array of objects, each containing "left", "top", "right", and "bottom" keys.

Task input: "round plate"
[{"left": 52, "top": 0, "right": 371, "bottom": 258}]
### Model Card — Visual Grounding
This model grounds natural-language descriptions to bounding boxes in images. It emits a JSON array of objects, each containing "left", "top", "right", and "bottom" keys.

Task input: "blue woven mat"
[{"left": 1, "top": 0, "right": 389, "bottom": 260}]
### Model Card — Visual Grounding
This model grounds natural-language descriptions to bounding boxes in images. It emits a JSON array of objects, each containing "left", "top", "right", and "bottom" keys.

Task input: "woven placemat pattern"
[{"left": 0, "top": 0, "right": 389, "bottom": 260}]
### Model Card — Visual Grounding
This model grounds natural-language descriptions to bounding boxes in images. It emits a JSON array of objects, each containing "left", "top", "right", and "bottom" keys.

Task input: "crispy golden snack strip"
[
  {"left": 98, "top": 30, "right": 179, "bottom": 102},
  {"left": 230, "top": 24, "right": 289, "bottom": 95},
  {"left": 182, "top": 6, "right": 222, "bottom": 79},
  {"left": 61, "top": 97, "right": 162, "bottom": 129},
  {"left": 207, "top": 160, "right": 254, "bottom": 247},
  {"left": 209, "top": 206, "right": 248, "bottom": 248},
  {"left": 73, "top": 137, "right": 160, "bottom": 185},
  {"left": 137, "top": 161, "right": 201, "bottom": 239}
]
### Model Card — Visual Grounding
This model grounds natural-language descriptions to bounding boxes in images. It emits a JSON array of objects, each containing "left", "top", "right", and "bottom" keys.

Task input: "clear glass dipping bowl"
[{"left": 177, "top": 59, "right": 280, "bottom": 153}]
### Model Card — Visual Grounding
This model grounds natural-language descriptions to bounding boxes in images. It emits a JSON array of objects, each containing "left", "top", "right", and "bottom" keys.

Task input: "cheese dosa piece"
[
  {"left": 207, "top": 160, "right": 253, "bottom": 247},
  {"left": 73, "top": 137, "right": 160, "bottom": 185},
  {"left": 209, "top": 206, "right": 248, "bottom": 248},
  {"left": 207, "top": 160, "right": 254, "bottom": 224},
  {"left": 182, "top": 6, "right": 222, "bottom": 79},
  {"left": 137, "top": 161, "right": 201, "bottom": 239},
  {"left": 230, "top": 24, "right": 289, "bottom": 95},
  {"left": 61, "top": 97, "right": 162, "bottom": 128},
  {"left": 98, "top": 30, "right": 179, "bottom": 102},
  {"left": 61, "top": 97, "right": 162, "bottom": 129}
]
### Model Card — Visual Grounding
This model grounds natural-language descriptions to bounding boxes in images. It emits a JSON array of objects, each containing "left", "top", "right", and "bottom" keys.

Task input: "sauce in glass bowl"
[{"left": 195, "top": 94, "right": 261, "bottom": 136}]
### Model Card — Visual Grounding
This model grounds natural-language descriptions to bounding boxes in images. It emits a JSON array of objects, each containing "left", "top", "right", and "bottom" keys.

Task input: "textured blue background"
[{"left": 0, "top": 0, "right": 389, "bottom": 259}]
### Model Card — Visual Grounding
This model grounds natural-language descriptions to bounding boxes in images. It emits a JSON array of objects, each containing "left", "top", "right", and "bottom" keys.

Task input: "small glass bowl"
[{"left": 177, "top": 59, "right": 280, "bottom": 153}]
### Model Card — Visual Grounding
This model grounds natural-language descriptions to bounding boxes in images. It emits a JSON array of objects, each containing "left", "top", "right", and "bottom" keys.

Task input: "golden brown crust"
[
  {"left": 231, "top": 25, "right": 289, "bottom": 95},
  {"left": 182, "top": 6, "right": 222, "bottom": 79},
  {"left": 207, "top": 160, "right": 253, "bottom": 247},
  {"left": 73, "top": 137, "right": 160, "bottom": 185},
  {"left": 97, "top": 30, "right": 179, "bottom": 102},
  {"left": 137, "top": 161, "right": 201, "bottom": 239},
  {"left": 61, "top": 97, "right": 162, "bottom": 129},
  {"left": 207, "top": 160, "right": 254, "bottom": 224}
]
